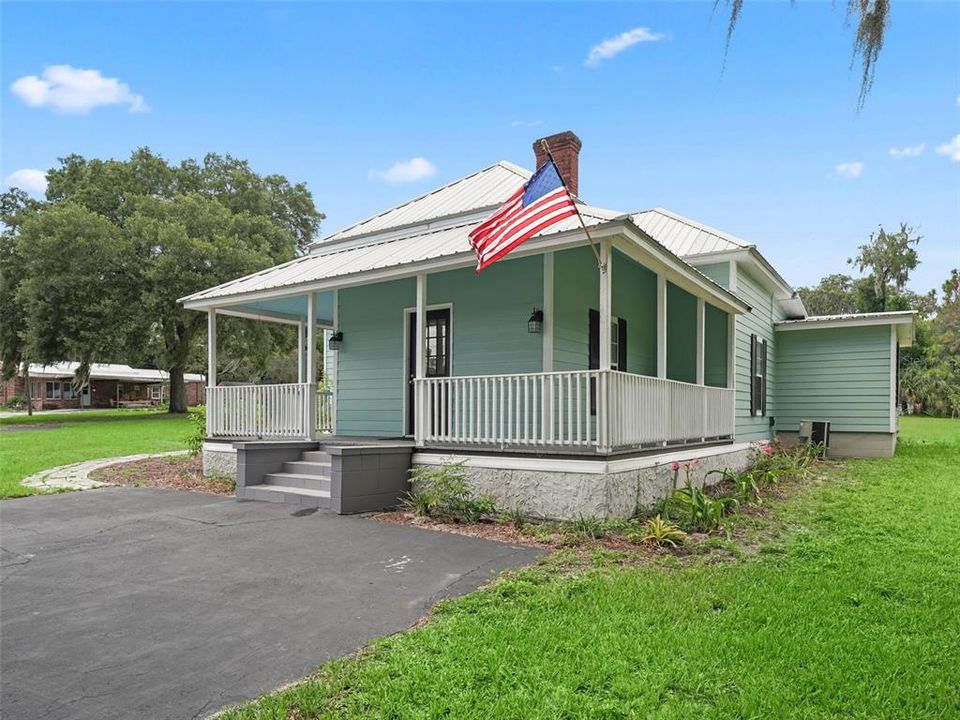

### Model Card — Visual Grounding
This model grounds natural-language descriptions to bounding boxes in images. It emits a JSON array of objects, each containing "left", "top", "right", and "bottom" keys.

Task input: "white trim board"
[{"left": 413, "top": 442, "right": 753, "bottom": 476}]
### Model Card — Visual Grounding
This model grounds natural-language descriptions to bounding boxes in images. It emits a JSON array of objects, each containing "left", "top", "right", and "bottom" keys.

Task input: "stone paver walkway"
[{"left": 21, "top": 451, "right": 189, "bottom": 491}]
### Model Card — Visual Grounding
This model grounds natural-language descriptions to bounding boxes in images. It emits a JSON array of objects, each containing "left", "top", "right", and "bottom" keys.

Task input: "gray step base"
[
  {"left": 301, "top": 450, "right": 332, "bottom": 463},
  {"left": 283, "top": 460, "right": 331, "bottom": 476},
  {"left": 262, "top": 472, "right": 330, "bottom": 492},
  {"left": 243, "top": 484, "right": 330, "bottom": 508}
]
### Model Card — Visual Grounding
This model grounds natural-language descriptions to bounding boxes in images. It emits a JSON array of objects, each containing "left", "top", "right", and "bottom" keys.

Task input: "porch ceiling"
[{"left": 215, "top": 292, "right": 335, "bottom": 326}]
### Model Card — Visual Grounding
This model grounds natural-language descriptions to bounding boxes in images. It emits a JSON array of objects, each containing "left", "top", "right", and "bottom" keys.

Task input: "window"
[
  {"left": 150, "top": 385, "right": 163, "bottom": 401},
  {"left": 46, "top": 381, "right": 62, "bottom": 400},
  {"left": 750, "top": 334, "right": 768, "bottom": 416},
  {"left": 589, "top": 311, "right": 628, "bottom": 372},
  {"left": 30, "top": 382, "right": 40, "bottom": 398},
  {"left": 62, "top": 383, "right": 74, "bottom": 400}
]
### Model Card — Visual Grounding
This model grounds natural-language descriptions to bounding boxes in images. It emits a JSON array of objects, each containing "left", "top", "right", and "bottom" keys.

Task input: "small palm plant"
[{"left": 641, "top": 514, "right": 687, "bottom": 547}]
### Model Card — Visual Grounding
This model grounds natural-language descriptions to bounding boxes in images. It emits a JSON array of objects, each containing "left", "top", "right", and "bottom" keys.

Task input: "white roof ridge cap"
[
  {"left": 635, "top": 207, "right": 754, "bottom": 250},
  {"left": 314, "top": 161, "right": 528, "bottom": 245}
]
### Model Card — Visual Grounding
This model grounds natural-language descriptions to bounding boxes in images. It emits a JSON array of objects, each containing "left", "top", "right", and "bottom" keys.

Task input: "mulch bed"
[{"left": 89, "top": 455, "right": 235, "bottom": 495}]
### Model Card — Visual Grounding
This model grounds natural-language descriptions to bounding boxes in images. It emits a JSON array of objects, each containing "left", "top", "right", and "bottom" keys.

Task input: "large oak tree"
[{"left": 0, "top": 149, "right": 323, "bottom": 412}]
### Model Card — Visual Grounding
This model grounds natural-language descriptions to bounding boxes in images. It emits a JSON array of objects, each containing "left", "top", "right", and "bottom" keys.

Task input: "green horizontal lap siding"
[
  {"left": 427, "top": 257, "right": 543, "bottom": 376},
  {"left": 612, "top": 250, "right": 657, "bottom": 376},
  {"left": 694, "top": 261, "right": 730, "bottom": 289},
  {"left": 553, "top": 247, "right": 658, "bottom": 375},
  {"left": 336, "top": 278, "right": 415, "bottom": 436},
  {"left": 553, "top": 247, "right": 599, "bottom": 372},
  {"left": 704, "top": 304, "right": 729, "bottom": 388},
  {"left": 734, "top": 268, "right": 776, "bottom": 441},
  {"left": 776, "top": 325, "right": 893, "bottom": 433},
  {"left": 666, "top": 283, "right": 697, "bottom": 383}
]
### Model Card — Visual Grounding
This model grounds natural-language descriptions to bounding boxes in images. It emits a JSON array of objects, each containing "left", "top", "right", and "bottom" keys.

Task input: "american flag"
[{"left": 469, "top": 158, "right": 577, "bottom": 272}]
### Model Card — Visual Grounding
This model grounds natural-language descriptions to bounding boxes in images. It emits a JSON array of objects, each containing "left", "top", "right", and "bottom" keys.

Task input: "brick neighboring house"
[{"left": 1, "top": 363, "right": 205, "bottom": 411}]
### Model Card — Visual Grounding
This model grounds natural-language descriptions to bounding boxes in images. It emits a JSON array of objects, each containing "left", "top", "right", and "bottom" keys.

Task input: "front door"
[
  {"left": 80, "top": 384, "right": 91, "bottom": 408},
  {"left": 407, "top": 308, "right": 451, "bottom": 435}
]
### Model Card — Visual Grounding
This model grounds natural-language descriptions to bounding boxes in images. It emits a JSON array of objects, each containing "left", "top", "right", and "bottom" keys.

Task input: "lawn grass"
[
  {"left": 221, "top": 416, "right": 960, "bottom": 719},
  {"left": 0, "top": 409, "right": 193, "bottom": 498}
]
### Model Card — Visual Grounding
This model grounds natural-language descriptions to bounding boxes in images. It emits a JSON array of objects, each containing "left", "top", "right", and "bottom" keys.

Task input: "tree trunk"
[
  {"left": 23, "top": 361, "right": 33, "bottom": 416},
  {"left": 168, "top": 365, "right": 187, "bottom": 414}
]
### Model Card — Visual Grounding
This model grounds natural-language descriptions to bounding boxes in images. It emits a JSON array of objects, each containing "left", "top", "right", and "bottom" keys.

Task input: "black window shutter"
[
  {"left": 588, "top": 309, "right": 600, "bottom": 415},
  {"left": 760, "top": 339, "right": 768, "bottom": 416},
  {"left": 588, "top": 309, "right": 600, "bottom": 370},
  {"left": 617, "top": 317, "right": 627, "bottom": 371},
  {"left": 749, "top": 333, "right": 757, "bottom": 415}
]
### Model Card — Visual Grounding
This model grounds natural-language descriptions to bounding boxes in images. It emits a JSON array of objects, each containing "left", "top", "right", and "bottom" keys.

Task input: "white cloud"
[
  {"left": 370, "top": 157, "right": 437, "bottom": 183},
  {"left": 4, "top": 168, "right": 48, "bottom": 194},
  {"left": 835, "top": 161, "right": 865, "bottom": 178},
  {"left": 935, "top": 135, "right": 960, "bottom": 162},
  {"left": 10, "top": 65, "right": 148, "bottom": 114},
  {"left": 888, "top": 143, "right": 925, "bottom": 159},
  {"left": 585, "top": 27, "right": 666, "bottom": 68}
]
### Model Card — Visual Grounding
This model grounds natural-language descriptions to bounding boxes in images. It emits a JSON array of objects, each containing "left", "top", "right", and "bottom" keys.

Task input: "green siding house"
[{"left": 182, "top": 131, "right": 915, "bottom": 518}]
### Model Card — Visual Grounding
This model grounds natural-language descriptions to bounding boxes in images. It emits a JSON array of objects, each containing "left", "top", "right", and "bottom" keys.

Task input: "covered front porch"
[{"left": 191, "top": 226, "right": 745, "bottom": 457}]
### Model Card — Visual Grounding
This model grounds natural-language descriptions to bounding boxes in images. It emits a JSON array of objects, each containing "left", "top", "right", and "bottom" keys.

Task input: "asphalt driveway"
[{"left": 0, "top": 488, "right": 541, "bottom": 720}]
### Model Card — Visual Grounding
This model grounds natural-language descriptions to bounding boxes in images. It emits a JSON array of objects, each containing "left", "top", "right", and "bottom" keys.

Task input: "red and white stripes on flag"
[{"left": 468, "top": 159, "right": 578, "bottom": 272}]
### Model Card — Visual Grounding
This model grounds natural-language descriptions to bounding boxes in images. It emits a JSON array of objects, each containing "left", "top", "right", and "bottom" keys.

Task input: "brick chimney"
[{"left": 533, "top": 131, "right": 582, "bottom": 197}]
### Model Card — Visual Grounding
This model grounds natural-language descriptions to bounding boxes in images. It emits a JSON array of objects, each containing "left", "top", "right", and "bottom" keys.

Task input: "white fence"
[
  {"left": 207, "top": 383, "right": 311, "bottom": 439},
  {"left": 415, "top": 370, "right": 734, "bottom": 452}
]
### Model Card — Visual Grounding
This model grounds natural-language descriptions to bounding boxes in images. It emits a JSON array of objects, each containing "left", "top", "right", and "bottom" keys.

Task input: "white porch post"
[
  {"left": 727, "top": 313, "right": 737, "bottom": 389},
  {"left": 331, "top": 288, "right": 339, "bottom": 434},
  {"left": 206, "top": 310, "right": 217, "bottom": 436},
  {"left": 696, "top": 298, "right": 706, "bottom": 441},
  {"left": 598, "top": 241, "right": 612, "bottom": 452},
  {"left": 656, "top": 274, "right": 667, "bottom": 378},
  {"left": 297, "top": 321, "right": 306, "bottom": 383},
  {"left": 696, "top": 298, "right": 705, "bottom": 385},
  {"left": 207, "top": 310, "right": 217, "bottom": 387},
  {"left": 542, "top": 253, "right": 554, "bottom": 372},
  {"left": 414, "top": 274, "right": 427, "bottom": 444},
  {"left": 306, "top": 292, "right": 318, "bottom": 439},
  {"left": 542, "top": 253, "right": 554, "bottom": 441}
]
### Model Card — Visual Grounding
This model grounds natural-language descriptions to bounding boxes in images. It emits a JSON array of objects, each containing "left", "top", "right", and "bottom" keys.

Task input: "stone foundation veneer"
[
  {"left": 202, "top": 440, "right": 238, "bottom": 478},
  {"left": 413, "top": 443, "right": 754, "bottom": 521}
]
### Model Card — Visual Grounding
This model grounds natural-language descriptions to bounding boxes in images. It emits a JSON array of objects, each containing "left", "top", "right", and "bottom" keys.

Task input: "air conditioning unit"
[{"left": 798, "top": 420, "right": 830, "bottom": 457}]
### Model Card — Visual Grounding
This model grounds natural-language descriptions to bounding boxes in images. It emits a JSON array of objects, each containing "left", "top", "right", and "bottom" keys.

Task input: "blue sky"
[{"left": 3, "top": 1, "right": 958, "bottom": 293}]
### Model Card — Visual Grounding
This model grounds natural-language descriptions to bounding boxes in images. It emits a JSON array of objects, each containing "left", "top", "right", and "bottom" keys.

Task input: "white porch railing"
[
  {"left": 415, "top": 370, "right": 734, "bottom": 452},
  {"left": 318, "top": 390, "right": 334, "bottom": 434},
  {"left": 207, "top": 383, "right": 312, "bottom": 439}
]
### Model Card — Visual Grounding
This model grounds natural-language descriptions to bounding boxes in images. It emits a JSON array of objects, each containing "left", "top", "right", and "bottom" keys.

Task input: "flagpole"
[{"left": 539, "top": 139, "right": 605, "bottom": 272}]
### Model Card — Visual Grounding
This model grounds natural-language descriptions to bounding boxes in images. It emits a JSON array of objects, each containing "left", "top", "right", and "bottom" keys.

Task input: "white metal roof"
[
  {"left": 775, "top": 311, "right": 916, "bottom": 346},
  {"left": 24, "top": 362, "right": 205, "bottom": 383},
  {"left": 314, "top": 162, "right": 532, "bottom": 247},
  {"left": 630, "top": 208, "right": 752, "bottom": 256},
  {"left": 182, "top": 203, "right": 619, "bottom": 304}
]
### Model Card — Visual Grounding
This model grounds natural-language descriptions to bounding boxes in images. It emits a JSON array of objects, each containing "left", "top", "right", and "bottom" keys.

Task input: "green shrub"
[
  {"left": 709, "top": 468, "right": 762, "bottom": 505},
  {"left": 402, "top": 460, "right": 496, "bottom": 523},
  {"left": 640, "top": 514, "right": 687, "bottom": 547},
  {"left": 565, "top": 514, "right": 607, "bottom": 541},
  {"left": 499, "top": 502, "right": 527, "bottom": 529},
  {"left": 3, "top": 394, "right": 29, "bottom": 411},
  {"left": 672, "top": 482, "right": 739, "bottom": 533},
  {"left": 186, "top": 405, "right": 206, "bottom": 456}
]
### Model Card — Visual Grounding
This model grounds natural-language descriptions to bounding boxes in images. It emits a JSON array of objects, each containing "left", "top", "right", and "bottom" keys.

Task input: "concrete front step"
[
  {"left": 243, "top": 483, "right": 331, "bottom": 508},
  {"left": 301, "top": 450, "right": 332, "bottom": 463},
  {"left": 262, "top": 472, "right": 330, "bottom": 492},
  {"left": 283, "top": 460, "right": 331, "bottom": 476}
]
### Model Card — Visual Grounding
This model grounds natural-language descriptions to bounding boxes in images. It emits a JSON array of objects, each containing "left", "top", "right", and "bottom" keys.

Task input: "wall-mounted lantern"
[
  {"left": 527, "top": 308, "right": 544, "bottom": 334},
  {"left": 328, "top": 331, "right": 343, "bottom": 351}
]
